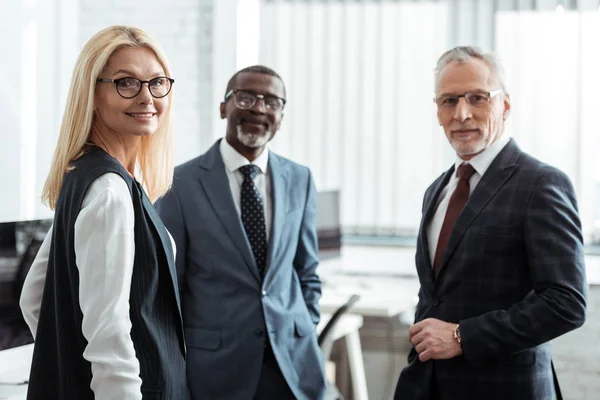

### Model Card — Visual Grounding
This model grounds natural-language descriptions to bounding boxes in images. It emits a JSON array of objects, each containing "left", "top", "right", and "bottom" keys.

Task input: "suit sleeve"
[
  {"left": 459, "top": 168, "right": 587, "bottom": 362},
  {"left": 156, "top": 177, "right": 188, "bottom": 293},
  {"left": 293, "top": 168, "right": 322, "bottom": 326}
]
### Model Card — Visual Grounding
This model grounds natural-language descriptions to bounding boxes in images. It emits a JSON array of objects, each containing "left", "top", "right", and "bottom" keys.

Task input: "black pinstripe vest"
[{"left": 27, "top": 145, "right": 187, "bottom": 400}]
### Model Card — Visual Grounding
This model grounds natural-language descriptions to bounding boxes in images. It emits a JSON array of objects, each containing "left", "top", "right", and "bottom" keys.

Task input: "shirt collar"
[
  {"left": 454, "top": 133, "right": 510, "bottom": 178},
  {"left": 219, "top": 137, "right": 270, "bottom": 174}
]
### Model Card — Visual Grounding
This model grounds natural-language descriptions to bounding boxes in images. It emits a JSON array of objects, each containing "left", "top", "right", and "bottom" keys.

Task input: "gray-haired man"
[{"left": 394, "top": 46, "right": 587, "bottom": 400}]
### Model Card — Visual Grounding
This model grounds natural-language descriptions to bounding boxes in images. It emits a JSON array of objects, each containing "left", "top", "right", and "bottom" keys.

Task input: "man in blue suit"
[
  {"left": 156, "top": 65, "right": 326, "bottom": 400},
  {"left": 394, "top": 47, "right": 587, "bottom": 400}
]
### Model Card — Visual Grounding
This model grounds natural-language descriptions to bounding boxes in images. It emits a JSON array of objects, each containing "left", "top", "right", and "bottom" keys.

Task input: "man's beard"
[
  {"left": 237, "top": 124, "right": 272, "bottom": 148},
  {"left": 450, "top": 128, "right": 499, "bottom": 158},
  {"left": 451, "top": 135, "right": 488, "bottom": 157}
]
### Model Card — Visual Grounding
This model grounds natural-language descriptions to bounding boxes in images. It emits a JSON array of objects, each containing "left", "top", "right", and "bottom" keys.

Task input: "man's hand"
[{"left": 409, "top": 318, "right": 462, "bottom": 362}]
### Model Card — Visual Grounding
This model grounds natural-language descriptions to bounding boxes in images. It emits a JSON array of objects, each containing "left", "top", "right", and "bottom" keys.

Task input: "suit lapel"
[
  {"left": 197, "top": 141, "right": 261, "bottom": 283},
  {"left": 265, "top": 153, "right": 288, "bottom": 282},
  {"left": 419, "top": 167, "right": 455, "bottom": 277},
  {"left": 435, "top": 140, "right": 521, "bottom": 278}
]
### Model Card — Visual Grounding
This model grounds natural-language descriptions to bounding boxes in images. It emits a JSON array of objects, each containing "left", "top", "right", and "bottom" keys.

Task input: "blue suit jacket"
[
  {"left": 395, "top": 139, "right": 587, "bottom": 400},
  {"left": 156, "top": 140, "right": 326, "bottom": 400}
]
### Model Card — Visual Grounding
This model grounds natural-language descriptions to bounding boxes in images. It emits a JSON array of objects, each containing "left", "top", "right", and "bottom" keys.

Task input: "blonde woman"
[{"left": 19, "top": 26, "right": 186, "bottom": 400}]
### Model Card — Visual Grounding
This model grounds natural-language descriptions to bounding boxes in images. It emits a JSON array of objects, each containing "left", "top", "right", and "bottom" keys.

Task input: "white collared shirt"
[
  {"left": 219, "top": 138, "right": 273, "bottom": 242},
  {"left": 426, "top": 134, "right": 511, "bottom": 264}
]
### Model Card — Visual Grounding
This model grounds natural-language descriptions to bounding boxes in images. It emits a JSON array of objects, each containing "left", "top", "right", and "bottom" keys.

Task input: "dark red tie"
[{"left": 433, "top": 163, "right": 476, "bottom": 275}]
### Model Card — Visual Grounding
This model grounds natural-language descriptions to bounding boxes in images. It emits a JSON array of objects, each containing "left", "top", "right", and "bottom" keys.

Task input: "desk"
[
  {"left": 0, "top": 384, "right": 26, "bottom": 400},
  {"left": 319, "top": 245, "right": 420, "bottom": 318},
  {"left": 318, "top": 246, "right": 420, "bottom": 400},
  {"left": 0, "top": 344, "right": 31, "bottom": 400},
  {"left": 318, "top": 313, "right": 366, "bottom": 400}
]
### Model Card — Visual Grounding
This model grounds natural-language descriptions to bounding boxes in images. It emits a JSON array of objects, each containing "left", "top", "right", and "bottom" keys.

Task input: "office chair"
[{"left": 319, "top": 294, "right": 360, "bottom": 400}]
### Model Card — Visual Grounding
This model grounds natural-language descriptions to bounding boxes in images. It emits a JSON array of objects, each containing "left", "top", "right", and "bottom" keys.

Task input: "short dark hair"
[{"left": 224, "top": 65, "right": 286, "bottom": 98}]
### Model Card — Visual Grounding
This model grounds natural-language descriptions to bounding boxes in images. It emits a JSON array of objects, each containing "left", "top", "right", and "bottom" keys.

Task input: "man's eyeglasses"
[
  {"left": 434, "top": 89, "right": 503, "bottom": 108},
  {"left": 96, "top": 76, "right": 175, "bottom": 99},
  {"left": 224, "top": 89, "right": 286, "bottom": 112}
]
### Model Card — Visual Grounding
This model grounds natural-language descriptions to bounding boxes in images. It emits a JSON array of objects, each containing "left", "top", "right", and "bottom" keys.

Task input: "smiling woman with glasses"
[{"left": 19, "top": 25, "right": 186, "bottom": 400}]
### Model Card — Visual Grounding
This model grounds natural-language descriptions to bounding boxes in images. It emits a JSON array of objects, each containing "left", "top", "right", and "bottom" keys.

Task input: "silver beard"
[{"left": 236, "top": 124, "right": 271, "bottom": 148}]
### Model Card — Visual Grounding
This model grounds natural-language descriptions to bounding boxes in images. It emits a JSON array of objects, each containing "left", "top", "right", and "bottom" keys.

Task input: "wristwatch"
[{"left": 453, "top": 324, "right": 462, "bottom": 344}]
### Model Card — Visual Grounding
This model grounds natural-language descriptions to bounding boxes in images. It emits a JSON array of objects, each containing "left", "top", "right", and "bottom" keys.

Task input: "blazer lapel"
[
  {"left": 197, "top": 141, "right": 261, "bottom": 283},
  {"left": 264, "top": 153, "right": 288, "bottom": 283},
  {"left": 419, "top": 167, "right": 455, "bottom": 277},
  {"left": 436, "top": 139, "right": 521, "bottom": 278}
]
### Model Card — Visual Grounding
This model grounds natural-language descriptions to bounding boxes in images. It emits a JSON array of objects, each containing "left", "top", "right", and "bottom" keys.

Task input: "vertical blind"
[{"left": 247, "top": 0, "right": 600, "bottom": 240}]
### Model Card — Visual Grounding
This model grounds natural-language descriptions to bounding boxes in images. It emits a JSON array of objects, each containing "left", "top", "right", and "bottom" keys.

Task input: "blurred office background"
[{"left": 1, "top": 0, "right": 600, "bottom": 399}]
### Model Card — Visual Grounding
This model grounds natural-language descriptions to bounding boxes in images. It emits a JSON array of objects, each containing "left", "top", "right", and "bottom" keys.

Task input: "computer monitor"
[
  {"left": 0, "top": 223, "right": 16, "bottom": 255},
  {"left": 316, "top": 190, "right": 342, "bottom": 259},
  {"left": 0, "top": 220, "right": 50, "bottom": 352},
  {"left": 0, "top": 220, "right": 50, "bottom": 385},
  {"left": 593, "top": 182, "right": 600, "bottom": 244}
]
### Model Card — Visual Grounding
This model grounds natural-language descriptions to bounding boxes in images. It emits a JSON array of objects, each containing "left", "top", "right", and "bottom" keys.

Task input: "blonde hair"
[{"left": 42, "top": 25, "right": 174, "bottom": 209}]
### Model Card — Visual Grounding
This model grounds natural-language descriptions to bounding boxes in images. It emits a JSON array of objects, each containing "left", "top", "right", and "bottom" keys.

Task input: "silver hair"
[{"left": 434, "top": 46, "right": 507, "bottom": 93}]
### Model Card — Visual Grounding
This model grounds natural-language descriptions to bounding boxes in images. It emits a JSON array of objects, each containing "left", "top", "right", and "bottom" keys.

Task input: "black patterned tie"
[{"left": 239, "top": 165, "right": 268, "bottom": 278}]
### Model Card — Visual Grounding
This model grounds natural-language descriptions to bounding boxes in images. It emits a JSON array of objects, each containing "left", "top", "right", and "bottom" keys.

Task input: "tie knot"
[
  {"left": 239, "top": 164, "right": 260, "bottom": 179},
  {"left": 457, "top": 163, "right": 476, "bottom": 181}
]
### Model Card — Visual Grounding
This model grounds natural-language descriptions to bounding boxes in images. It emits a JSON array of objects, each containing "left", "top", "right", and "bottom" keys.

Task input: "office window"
[
  {"left": 255, "top": 1, "right": 451, "bottom": 237},
  {"left": 243, "top": 0, "right": 599, "bottom": 242},
  {"left": 496, "top": 9, "right": 600, "bottom": 242}
]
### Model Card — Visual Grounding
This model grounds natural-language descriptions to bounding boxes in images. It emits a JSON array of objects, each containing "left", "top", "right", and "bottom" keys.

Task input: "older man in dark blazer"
[
  {"left": 394, "top": 46, "right": 587, "bottom": 400},
  {"left": 157, "top": 65, "right": 326, "bottom": 400}
]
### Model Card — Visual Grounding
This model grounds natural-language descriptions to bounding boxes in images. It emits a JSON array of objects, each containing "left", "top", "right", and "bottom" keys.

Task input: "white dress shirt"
[
  {"left": 219, "top": 138, "right": 273, "bottom": 242},
  {"left": 20, "top": 172, "right": 176, "bottom": 400},
  {"left": 427, "top": 134, "right": 511, "bottom": 265}
]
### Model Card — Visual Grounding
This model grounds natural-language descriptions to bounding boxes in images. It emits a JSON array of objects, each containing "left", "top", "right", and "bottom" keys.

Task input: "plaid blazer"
[{"left": 394, "top": 139, "right": 587, "bottom": 400}]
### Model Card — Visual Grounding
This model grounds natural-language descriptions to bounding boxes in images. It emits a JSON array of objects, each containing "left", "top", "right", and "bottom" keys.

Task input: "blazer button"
[
  {"left": 255, "top": 329, "right": 264, "bottom": 337},
  {"left": 432, "top": 298, "right": 440, "bottom": 307}
]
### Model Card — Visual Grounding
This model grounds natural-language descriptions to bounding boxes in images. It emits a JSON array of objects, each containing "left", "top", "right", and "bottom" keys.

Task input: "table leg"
[{"left": 345, "top": 330, "right": 368, "bottom": 400}]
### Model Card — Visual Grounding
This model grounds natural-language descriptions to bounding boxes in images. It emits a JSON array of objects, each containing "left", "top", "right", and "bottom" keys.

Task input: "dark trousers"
[
  {"left": 430, "top": 384, "right": 441, "bottom": 400},
  {"left": 254, "top": 345, "right": 295, "bottom": 400},
  {"left": 430, "top": 366, "right": 441, "bottom": 400}
]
